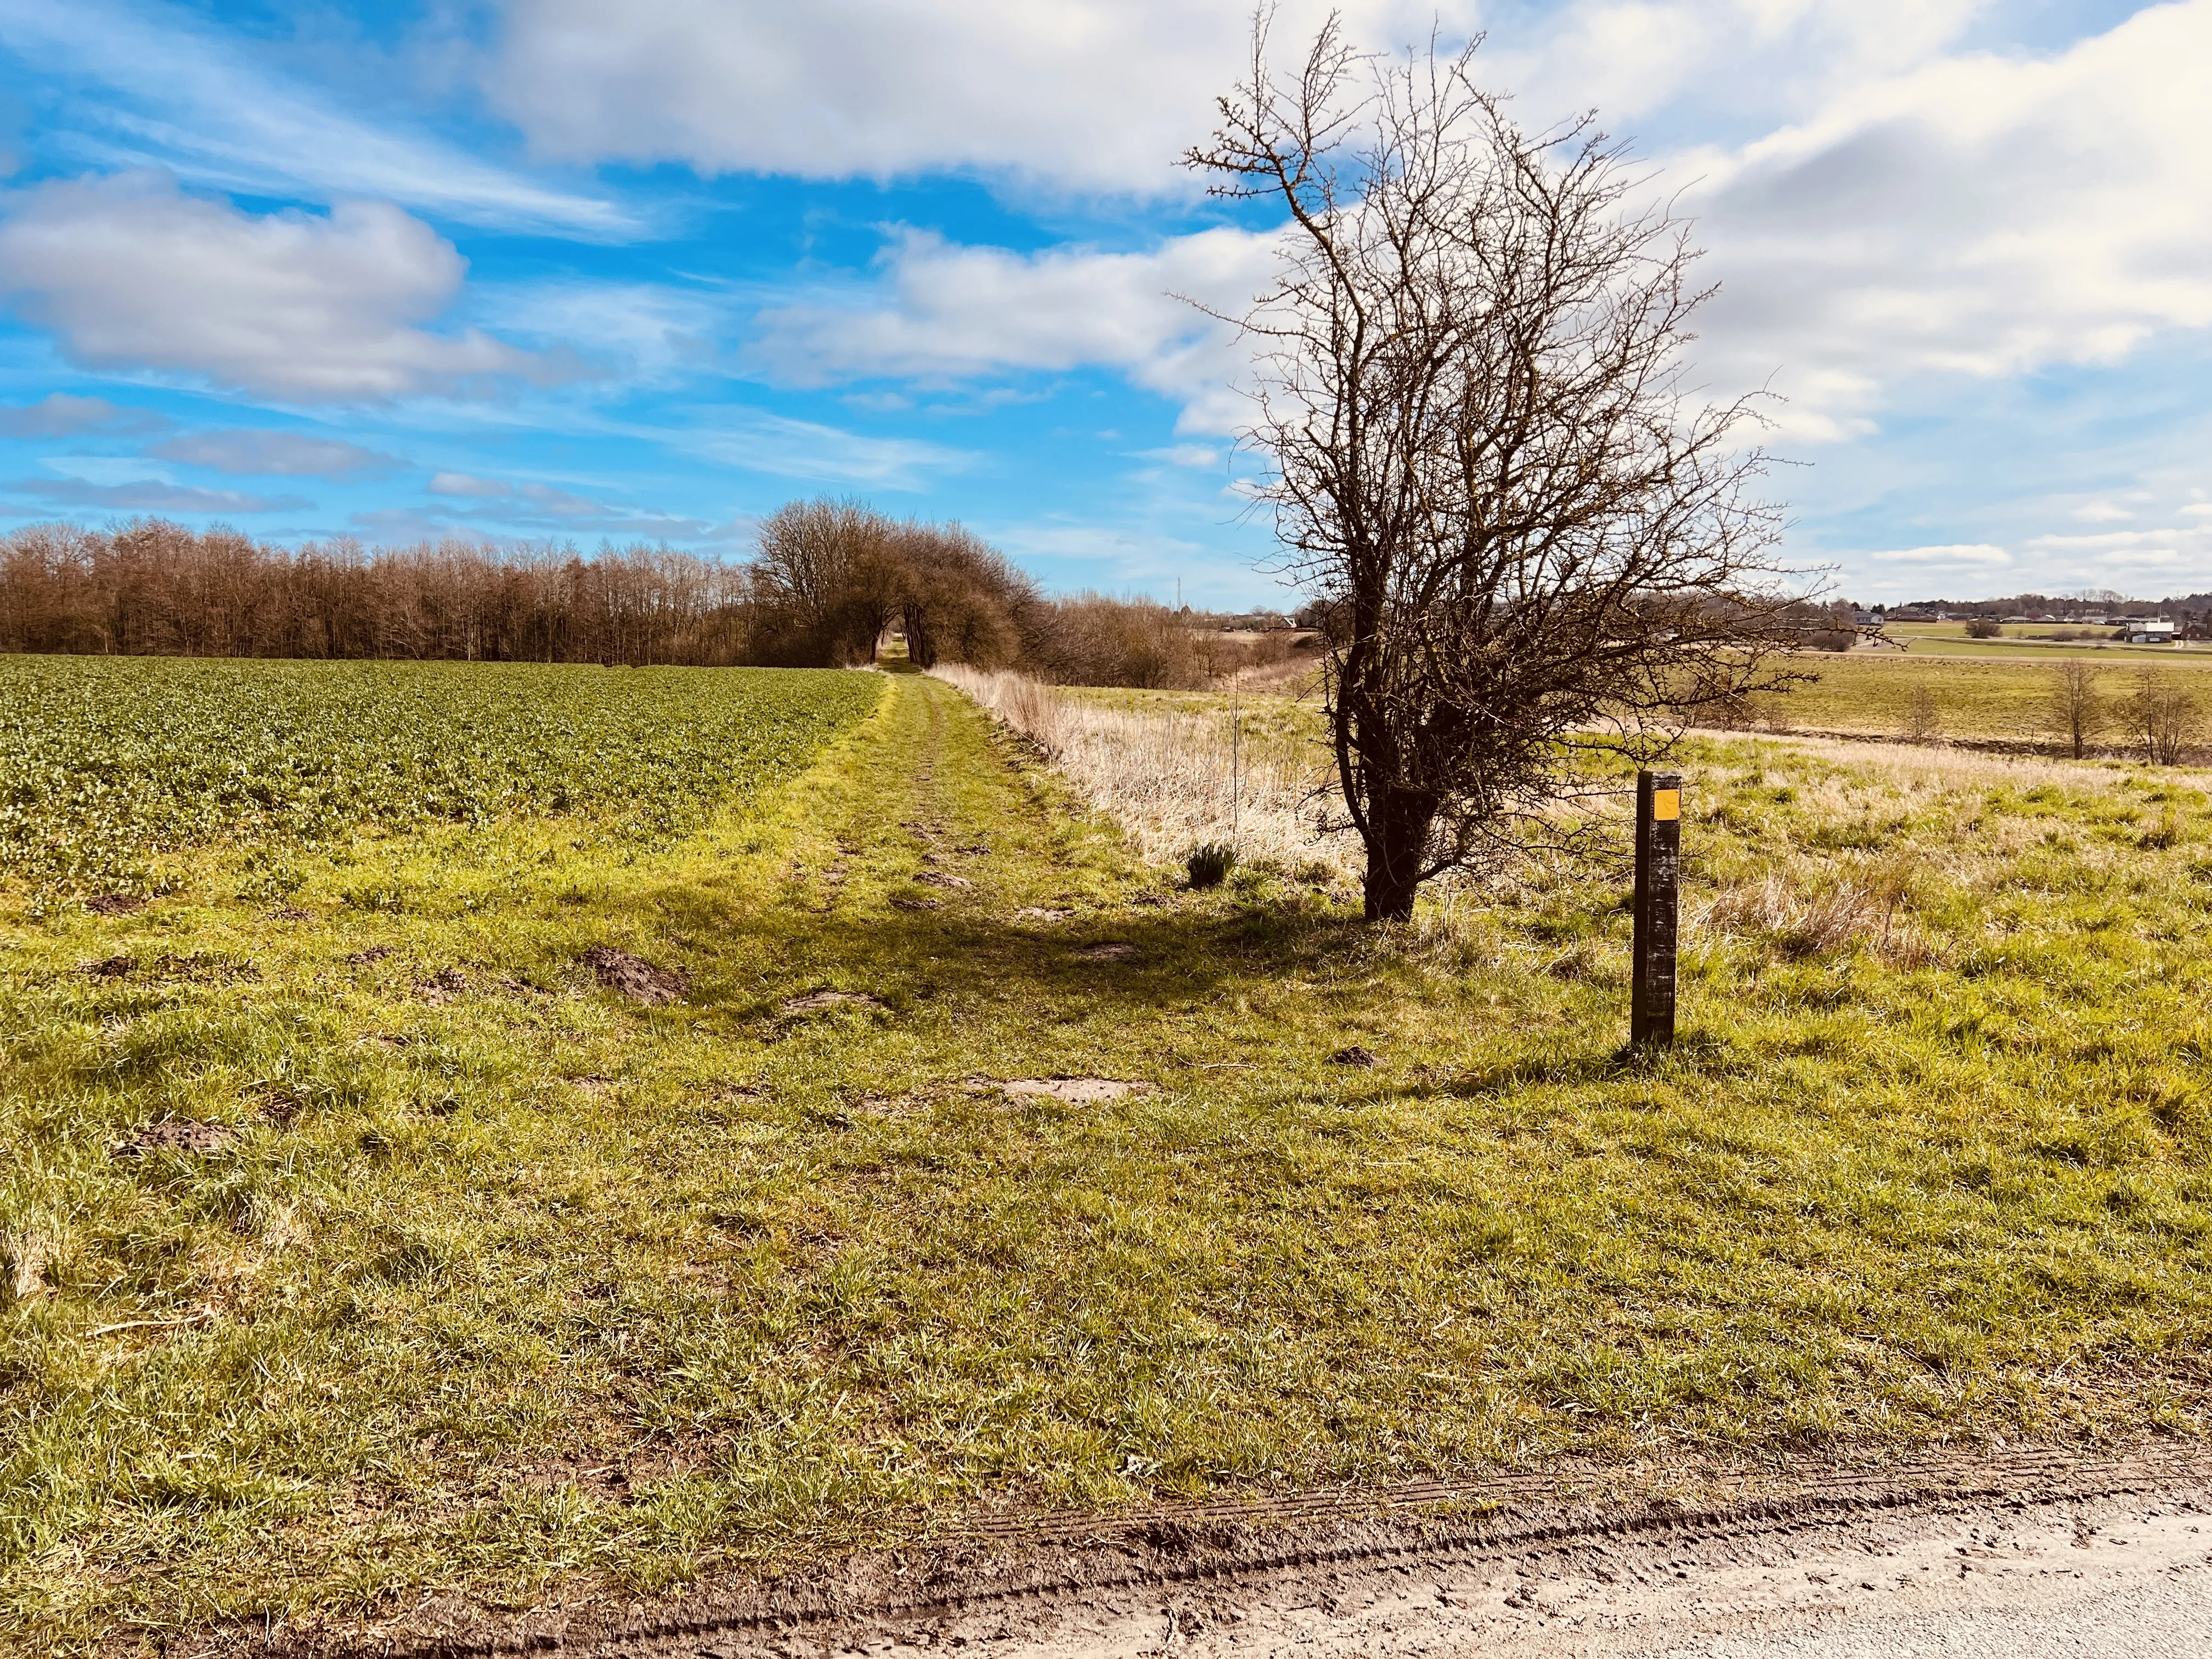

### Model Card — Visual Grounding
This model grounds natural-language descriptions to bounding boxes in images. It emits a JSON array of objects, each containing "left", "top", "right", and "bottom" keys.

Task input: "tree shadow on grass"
[
  {"left": 1430, "top": 1027, "right": 1757, "bottom": 1098},
  {"left": 660, "top": 887, "right": 1378, "bottom": 1035}
]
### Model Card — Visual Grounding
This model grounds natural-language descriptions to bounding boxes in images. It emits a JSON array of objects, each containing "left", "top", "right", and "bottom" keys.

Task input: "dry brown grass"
[
  {"left": 1700, "top": 864, "right": 1940, "bottom": 967},
  {"left": 930, "top": 664, "right": 1357, "bottom": 879}
]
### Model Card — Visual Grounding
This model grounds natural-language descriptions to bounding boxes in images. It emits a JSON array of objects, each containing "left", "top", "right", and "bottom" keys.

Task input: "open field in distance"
[
  {"left": 1775, "top": 652, "right": 2212, "bottom": 746},
  {"left": 7, "top": 659, "right": 2212, "bottom": 1650},
  {"left": 1875, "top": 622, "right": 2212, "bottom": 661},
  {"left": 1064, "top": 648, "right": 2205, "bottom": 755}
]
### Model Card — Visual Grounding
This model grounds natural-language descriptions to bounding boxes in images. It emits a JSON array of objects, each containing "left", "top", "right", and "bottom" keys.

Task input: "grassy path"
[{"left": 8, "top": 673, "right": 2212, "bottom": 1649}]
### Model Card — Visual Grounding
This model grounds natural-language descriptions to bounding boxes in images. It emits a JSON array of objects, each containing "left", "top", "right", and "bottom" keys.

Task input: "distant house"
[{"left": 2125, "top": 619, "right": 2177, "bottom": 644}]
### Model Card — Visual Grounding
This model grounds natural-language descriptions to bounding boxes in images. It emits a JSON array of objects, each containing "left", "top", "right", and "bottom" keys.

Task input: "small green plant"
[{"left": 1184, "top": 840, "right": 1237, "bottom": 888}]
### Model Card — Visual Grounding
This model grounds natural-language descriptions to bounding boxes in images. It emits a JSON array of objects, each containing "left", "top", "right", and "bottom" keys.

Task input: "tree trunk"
[
  {"left": 1361, "top": 786, "right": 1438, "bottom": 922},
  {"left": 902, "top": 602, "right": 937, "bottom": 669}
]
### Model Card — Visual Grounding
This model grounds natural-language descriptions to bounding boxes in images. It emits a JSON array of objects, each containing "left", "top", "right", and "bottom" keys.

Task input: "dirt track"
[{"left": 247, "top": 1444, "right": 2212, "bottom": 1658}]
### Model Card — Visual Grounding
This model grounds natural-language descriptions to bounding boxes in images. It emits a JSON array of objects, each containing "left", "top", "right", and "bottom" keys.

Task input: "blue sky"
[{"left": 0, "top": 0, "right": 2207, "bottom": 606}]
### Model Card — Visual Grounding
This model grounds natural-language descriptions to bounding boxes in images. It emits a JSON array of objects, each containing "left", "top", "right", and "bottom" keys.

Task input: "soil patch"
[
  {"left": 1074, "top": 942, "right": 1139, "bottom": 962},
  {"left": 994, "top": 1077, "right": 1154, "bottom": 1104},
  {"left": 1014, "top": 907, "right": 1071, "bottom": 922},
  {"left": 84, "top": 894, "right": 148, "bottom": 916},
  {"left": 1331, "top": 1045, "right": 1381, "bottom": 1067},
  {"left": 917, "top": 871, "right": 974, "bottom": 889},
  {"left": 580, "top": 946, "right": 689, "bottom": 1006},
  {"left": 415, "top": 967, "right": 469, "bottom": 1003},
  {"left": 82, "top": 953, "right": 136, "bottom": 979},
  {"left": 780, "top": 990, "right": 887, "bottom": 1016},
  {"left": 114, "top": 1120, "right": 239, "bottom": 1158}
]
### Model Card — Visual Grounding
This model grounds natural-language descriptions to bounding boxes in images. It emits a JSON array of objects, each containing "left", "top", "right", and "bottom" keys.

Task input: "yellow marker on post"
[{"left": 1632, "top": 771, "right": 1682, "bottom": 1047}]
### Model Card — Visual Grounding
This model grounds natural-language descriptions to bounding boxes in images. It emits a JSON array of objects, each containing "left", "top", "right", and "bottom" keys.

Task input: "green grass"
[{"left": 7, "top": 668, "right": 2212, "bottom": 1650}]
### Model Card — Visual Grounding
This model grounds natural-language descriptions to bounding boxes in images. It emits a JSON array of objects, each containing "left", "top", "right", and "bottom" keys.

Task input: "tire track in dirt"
[{"left": 251, "top": 1443, "right": 2212, "bottom": 1657}]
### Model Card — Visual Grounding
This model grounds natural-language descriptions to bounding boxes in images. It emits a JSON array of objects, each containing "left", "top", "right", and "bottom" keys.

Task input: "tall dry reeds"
[{"left": 931, "top": 664, "right": 1355, "bottom": 878}]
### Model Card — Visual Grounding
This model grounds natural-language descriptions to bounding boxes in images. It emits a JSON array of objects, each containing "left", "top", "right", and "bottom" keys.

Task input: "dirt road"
[{"left": 287, "top": 1446, "right": 2211, "bottom": 1659}]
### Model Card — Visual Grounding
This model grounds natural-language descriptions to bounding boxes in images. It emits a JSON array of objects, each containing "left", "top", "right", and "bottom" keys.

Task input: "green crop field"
[
  {"left": 7, "top": 661, "right": 2212, "bottom": 1652},
  {"left": 0, "top": 657, "right": 882, "bottom": 893}
]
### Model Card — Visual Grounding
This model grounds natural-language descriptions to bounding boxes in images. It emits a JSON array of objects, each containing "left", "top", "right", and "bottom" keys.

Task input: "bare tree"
[
  {"left": 1189, "top": 18, "right": 1802, "bottom": 921},
  {"left": 1900, "top": 681, "right": 1943, "bottom": 744},
  {"left": 2047, "top": 659, "right": 2100, "bottom": 759},
  {"left": 2131, "top": 670, "right": 2200, "bottom": 765},
  {"left": 892, "top": 522, "right": 1031, "bottom": 671},
  {"left": 750, "top": 497, "right": 904, "bottom": 664}
]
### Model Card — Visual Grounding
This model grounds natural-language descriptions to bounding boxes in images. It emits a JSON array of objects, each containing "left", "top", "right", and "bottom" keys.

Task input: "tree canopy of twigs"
[
  {"left": 747, "top": 498, "right": 1040, "bottom": 670},
  {"left": 2047, "top": 659, "right": 2101, "bottom": 760},
  {"left": 1188, "top": 15, "right": 1805, "bottom": 921}
]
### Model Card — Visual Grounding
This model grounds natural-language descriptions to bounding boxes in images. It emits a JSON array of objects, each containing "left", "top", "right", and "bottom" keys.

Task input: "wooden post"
[{"left": 1631, "top": 770, "right": 1681, "bottom": 1048}]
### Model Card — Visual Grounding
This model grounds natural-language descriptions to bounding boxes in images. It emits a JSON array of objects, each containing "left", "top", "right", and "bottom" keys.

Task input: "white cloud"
[
  {"left": 0, "top": 0, "right": 630, "bottom": 235},
  {"left": 1841, "top": 510, "right": 2212, "bottom": 599},
  {"left": 1872, "top": 542, "right": 2014, "bottom": 567},
  {"left": 0, "top": 172, "right": 568, "bottom": 400},
  {"left": 485, "top": 0, "right": 1471, "bottom": 194},
  {"left": 425, "top": 472, "right": 608, "bottom": 518},
  {"left": 631, "top": 0, "right": 2212, "bottom": 485},
  {"left": 729, "top": 4, "right": 2212, "bottom": 456},
  {"left": 1483, "top": 0, "right": 1989, "bottom": 135},
  {"left": 752, "top": 227, "right": 1277, "bottom": 433},
  {"left": 148, "top": 429, "right": 401, "bottom": 477},
  {"left": 1685, "top": 1, "right": 2212, "bottom": 439},
  {"left": 428, "top": 471, "right": 512, "bottom": 498},
  {"left": 1143, "top": 444, "right": 1223, "bottom": 467},
  {"left": 0, "top": 391, "right": 167, "bottom": 437},
  {"left": 475, "top": 0, "right": 2016, "bottom": 198}
]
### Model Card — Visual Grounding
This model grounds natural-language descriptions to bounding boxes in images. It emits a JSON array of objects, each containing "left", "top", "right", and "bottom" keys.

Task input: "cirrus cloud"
[
  {"left": 148, "top": 429, "right": 403, "bottom": 478},
  {"left": 0, "top": 392, "right": 170, "bottom": 437},
  {"left": 5, "top": 475, "right": 311, "bottom": 514}
]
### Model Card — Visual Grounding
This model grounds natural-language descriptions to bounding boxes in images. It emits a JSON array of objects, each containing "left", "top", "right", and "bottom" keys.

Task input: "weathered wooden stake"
[{"left": 1631, "top": 770, "right": 1681, "bottom": 1048}]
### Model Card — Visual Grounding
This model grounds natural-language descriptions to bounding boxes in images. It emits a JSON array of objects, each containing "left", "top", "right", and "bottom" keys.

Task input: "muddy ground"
[{"left": 201, "top": 1442, "right": 2212, "bottom": 1658}]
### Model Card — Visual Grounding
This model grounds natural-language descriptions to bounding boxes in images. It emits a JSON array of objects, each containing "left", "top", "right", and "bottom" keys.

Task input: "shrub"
[
  {"left": 1965, "top": 619, "right": 2004, "bottom": 639},
  {"left": 1900, "top": 682, "right": 1943, "bottom": 744},
  {"left": 1185, "top": 841, "right": 1238, "bottom": 888}
]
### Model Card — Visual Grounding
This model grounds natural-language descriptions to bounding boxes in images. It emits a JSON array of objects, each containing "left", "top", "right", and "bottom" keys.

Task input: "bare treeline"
[
  {"left": 0, "top": 520, "right": 753, "bottom": 664},
  {"left": 0, "top": 506, "right": 1248, "bottom": 685}
]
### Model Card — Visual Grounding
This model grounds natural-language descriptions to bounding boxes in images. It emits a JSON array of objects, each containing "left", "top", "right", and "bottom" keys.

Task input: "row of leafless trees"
[
  {"left": 0, "top": 510, "right": 1251, "bottom": 684},
  {"left": 2046, "top": 662, "right": 2204, "bottom": 763},
  {"left": 1891, "top": 664, "right": 2204, "bottom": 761},
  {"left": 0, "top": 520, "right": 756, "bottom": 665}
]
